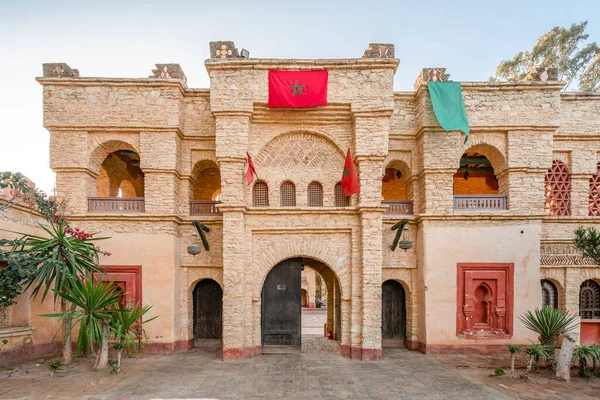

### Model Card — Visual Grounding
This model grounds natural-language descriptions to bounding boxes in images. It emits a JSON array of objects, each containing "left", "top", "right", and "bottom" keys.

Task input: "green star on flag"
[{"left": 289, "top": 81, "right": 305, "bottom": 96}]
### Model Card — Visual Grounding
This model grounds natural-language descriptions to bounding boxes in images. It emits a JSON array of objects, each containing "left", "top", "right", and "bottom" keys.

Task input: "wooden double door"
[{"left": 261, "top": 258, "right": 302, "bottom": 352}]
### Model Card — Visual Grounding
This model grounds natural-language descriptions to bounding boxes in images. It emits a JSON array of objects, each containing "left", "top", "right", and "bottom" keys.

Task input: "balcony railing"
[
  {"left": 88, "top": 197, "right": 145, "bottom": 213},
  {"left": 382, "top": 200, "right": 413, "bottom": 215},
  {"left": 453, "top": 195, "right": 507, "bottom": 210},
  {"left": 190, "top": 200, "right": 222, "bottom": 216}
]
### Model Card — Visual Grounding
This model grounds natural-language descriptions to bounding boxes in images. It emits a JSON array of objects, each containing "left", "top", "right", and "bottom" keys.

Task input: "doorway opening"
[
  {"left": 382, "top": 280, "right": 406, "bottom": 348},
  {"left": 193, "top": 279, "right": 222, "bottom": 347},
  {"left": 261, "top": 257, "right": 341, "bottom": 354}
]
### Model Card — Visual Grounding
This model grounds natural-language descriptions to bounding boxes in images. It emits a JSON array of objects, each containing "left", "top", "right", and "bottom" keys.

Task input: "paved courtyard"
[{"left": 1, "top": 329, "right": 508, "bottom": 400}]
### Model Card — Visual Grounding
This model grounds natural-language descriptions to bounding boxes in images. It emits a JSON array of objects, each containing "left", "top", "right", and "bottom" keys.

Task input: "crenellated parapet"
[
  {"left": 42, "top": 63, "right": 79, "bottom": 78},
  {"left": 413, "top": 68, "right": 450, "bottom": 91},
  {"left": 209, "top": 41, "right": 242, "bottom": 59},
  {"left": 149, "top": 63, "right": 187, "bottom": 87},
  {"left": 362, "top": 43, "right": 395, "bottom": 59}
]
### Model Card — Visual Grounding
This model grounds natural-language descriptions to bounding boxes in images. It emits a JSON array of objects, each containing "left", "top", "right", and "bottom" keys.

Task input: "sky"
[{"left": 1, "top": 0, "right": 599, "bottom": 193}]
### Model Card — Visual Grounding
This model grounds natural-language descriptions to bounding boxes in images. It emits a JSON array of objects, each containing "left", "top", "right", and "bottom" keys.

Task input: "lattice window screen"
[
  {"left": 280, "top": 181, "right": 296, "bottom": 207},
  {"left": 580, "top": 279, "right": 600, "bottom": 320},
  {"left": 589, "top": 162, "right": 600, "bottom": 216},
  {"left": 544, "top": 160, "right": 571, "bottom": 216},
  {"left": 0, "top": 306, "right": 9, "bottom": 328},
  {"left": 252, "top": 181, "right": 269, "bottom": 207},
  {"left": 307, "top": 182, "right": 323, "bottom": 207},
  {"left": 541, "top": 280, "right": 558, "bottom": 309},
  {"left": 334, "top": 183, "right": 349, "bottom": 207}
]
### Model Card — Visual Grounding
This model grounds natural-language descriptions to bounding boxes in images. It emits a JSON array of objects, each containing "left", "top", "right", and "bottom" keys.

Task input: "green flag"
[{"left": 427, "top": 81, "right": 470, "bottom": 143}]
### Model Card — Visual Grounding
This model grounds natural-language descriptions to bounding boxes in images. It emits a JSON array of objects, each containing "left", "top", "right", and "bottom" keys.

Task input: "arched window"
[
  {"left": 544, "top": 160, "right": 571, "bottom": 216},
  {"left": 580, "top": 280, "right": 600, "bottom": 320},
  {"left": 541, "top": 280, "right": 558, "bottom": 308},
  {"left": 307, "top": 182, "right": 323, "bottom": 207},
  {"left": 589, "top": 162, "right": 600, "bottom": 216},
  {"left": 252, "top": 181, "right": 269, "bottom": 207},
  {"left": 280, "top": 181, "right": 296, "bottom": 207},
  {"left": 334, "top": 182, "right": 349, "bottom": 207}
]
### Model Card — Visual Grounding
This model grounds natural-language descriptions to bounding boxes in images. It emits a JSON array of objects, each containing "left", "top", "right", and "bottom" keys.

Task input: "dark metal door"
[
  {"left": 382, "top": 280, "right": 406, "bottom": 340},
  {"left": 193, "top": 279, "right": 223, "bottom": 343},
  {"left": 261, "top": 258, "right": 301, "bottom": 350}
]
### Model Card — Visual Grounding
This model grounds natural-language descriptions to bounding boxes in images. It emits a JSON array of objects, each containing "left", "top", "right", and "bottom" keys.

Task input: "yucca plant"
[
  {"left": 573, "top": 345, "right": 598, "bottom": 377},
  {"left": 523, "top": 342, "right": 550, "bottom": 378},
  {"left": 43, "top": 277, "right": 122, "bottom": 370},
  {"left": 109, "top": 303, "right": 157, "bottom": 373},
  {"left": 506, "top": 344, "right": 521, "bottom": 378},
  {"left": 519, "top": 307, "right": 578, "bottom": 368},
  {"left": 8, "top": 217, "right": 107, "bottom": 364}
]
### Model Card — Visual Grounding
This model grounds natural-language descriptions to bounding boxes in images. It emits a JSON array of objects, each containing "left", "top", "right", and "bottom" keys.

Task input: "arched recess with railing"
[
  {"left": 190, "top": 160, "right": 222, "bottom": 215},
  {"left": 545, "top": 160, "right": 571, "bottom": 216},
  {"left": 382, "top": 158, "right": 413, "bottom": 215},
  {"left": 589, "top": 162, "right": 600, "bottom": 216},
  {"left": 453, "top": 143, "right": 508, "bottom": 211},
  {"left": 88, "top": 139, "right": 145, "bottom": 213}
]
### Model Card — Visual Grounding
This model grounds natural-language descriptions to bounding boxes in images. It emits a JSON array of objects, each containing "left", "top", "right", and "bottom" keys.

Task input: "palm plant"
[
  {"left": 8, "top": 217, "right": 106, "bottom": 363},
  {"left": 506, "top": 344, "right": 520, "bottom": 378},
  {"left": 519, "top": 307, "right": 578, "bottom": 368},
  {"left": 523, "top": 342, "right": 550, "bottom": 378},
  {"left": 43, "top": 277, "right": 122, "bottom": 370},
  {"left": 109, "top": 303, "right": 157, "bottom": 373},
  {"left": 573, "top": 345, "right": 598, "bottom": 377}
]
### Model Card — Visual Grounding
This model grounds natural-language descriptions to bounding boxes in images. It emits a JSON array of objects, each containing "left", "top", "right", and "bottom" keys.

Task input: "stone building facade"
[{"left": 3, "top": 40, "right": 600, "bottom": 364}]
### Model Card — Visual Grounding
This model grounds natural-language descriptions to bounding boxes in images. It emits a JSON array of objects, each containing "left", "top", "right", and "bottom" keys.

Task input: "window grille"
[
  {"left": 334, "top": 182, "right": 349, "bottom": 207},
  {"left": 580, "top": 279, "right": 600, "bottom": 320},
  {"left": 541, "top": 280, "right": 558, "bottom": 309},
  {"left": 0, "top": 306, "right": 9, "bottom": 328},
  {"left": 253, "top": 181, "right": 269, "bottom": 207},
  {"left": 280, "top": 181, "right": 296, "bottom": 207},
  {"left": 544, "top": 160, "right": 571, "bottom": 216},
  {"left": 307, "top": 182, "right": 323, "bottom": 207},
  {"left": 589, "top": 162, "right": 600, "bottom": 216}
]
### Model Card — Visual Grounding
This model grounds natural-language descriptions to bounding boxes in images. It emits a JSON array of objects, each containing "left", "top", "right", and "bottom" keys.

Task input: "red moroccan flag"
[
  {"left": 268, "top": 70, "right": 328, "bottom": 108},
  {"left": 341, "top": 149, "right": 359, "bottom": 196},
  {"left": 245, "top": 152, "right": 257, "bottom": 185}
]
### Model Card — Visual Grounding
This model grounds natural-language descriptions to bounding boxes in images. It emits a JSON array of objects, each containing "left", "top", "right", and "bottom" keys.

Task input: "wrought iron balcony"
[
  {"left": 382, "top": 200, "right": 413, "bottom": 215},
  {"left": 453, "top": 195, "right": 507, "bottom": 210},
  {"left": 190, "top": 200, "right": 222, "bottom": 216},
  {"left": 87, "top": 197, "right": 145, "bottom": 213}
]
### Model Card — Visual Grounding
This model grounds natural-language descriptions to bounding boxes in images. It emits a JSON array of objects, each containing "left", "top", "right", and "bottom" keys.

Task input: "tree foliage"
[
  {"left": 574, "top": 226, "right": 600, "bottom": 266},
  {"left": 495, "top": 21, "right": 600, "bottom": 91}
]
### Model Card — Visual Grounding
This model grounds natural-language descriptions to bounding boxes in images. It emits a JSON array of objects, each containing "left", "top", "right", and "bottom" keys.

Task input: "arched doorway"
[
  {"left": 381, "top": 280, "right": 406, "bottom": 347},
  {"left": 261, "top": 257, "right": 342, "bottom": 354},
  {"left": 193, "top": 279, "right": 222, "bottom": 347},
  {"left": 301, "top": 289, "right": 308, "bottom": 308}
]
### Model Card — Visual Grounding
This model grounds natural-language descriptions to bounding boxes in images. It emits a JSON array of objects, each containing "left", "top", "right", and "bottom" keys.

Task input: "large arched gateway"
[{"left": 261, "top": 257, "right": 342, "bottom": 354}]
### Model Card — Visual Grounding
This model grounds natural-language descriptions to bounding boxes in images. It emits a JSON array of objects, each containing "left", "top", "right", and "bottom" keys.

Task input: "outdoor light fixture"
[
  {"left": 187, "top": 245, "right": 202, "bottom": 255},
  {"left": 241, "top": 49, "right": 250, "bottom": 58},
  {"left": 391, "top": 219, "right": 413, "bottom": 252}
]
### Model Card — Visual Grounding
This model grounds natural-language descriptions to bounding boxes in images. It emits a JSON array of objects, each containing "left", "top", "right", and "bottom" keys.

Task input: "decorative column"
[
  {"left": 214, "top": 112, "right": 252, "bottom": 361},
  {"left": 354, "top": 112, "right": 389, "bottom": 360}
]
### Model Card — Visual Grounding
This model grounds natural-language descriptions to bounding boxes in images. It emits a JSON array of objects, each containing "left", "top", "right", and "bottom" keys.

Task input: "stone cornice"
[
  {"left": 211, "top": 110, "right": 253, "bottom": 118},
  {"left": 52, "top": 167, "right": 98, "bottom": 177},
  {"left": 45, "top": 125, "right": 185, "bottom": 138},
  {"left": 351, "top": 110, "right": 394, "bottom": 120},
  {"left": 553, "top": 134, "right": 600, "bottom": 142},
  {"left": 204, "top": 58, "right": 400, "bottom": 73},
  {"left": 416, "top": 214, "right": 546, "bottom": 223},
  {"left": 36, "top": 77, "right": 188, "bottom": 94},
  {"left": 414, "top": 81, "right": 565, "bottom": 98},
  {"left": 355, "top": 155, "right": 386, "bottom": 162},
  {"left": 415, "top": 125, "right": 559, "bottom": 139},
  {"left": 251, "top": 103, "right": 352, "bottom": 125},
  {"left": 560, "top": 92, "right": 600, "bottom": 101}
]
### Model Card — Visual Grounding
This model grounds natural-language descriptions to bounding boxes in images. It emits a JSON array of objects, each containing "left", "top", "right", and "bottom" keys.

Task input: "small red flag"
[
  {"left": 341, "top": 149, "right": 359, "bottom": 196},
  {"left": 245, "top": 152, "right": 257, "bottom": 185},
  {"left": 268, "top": 70, "right": 328, "bottom": 108}
]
